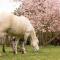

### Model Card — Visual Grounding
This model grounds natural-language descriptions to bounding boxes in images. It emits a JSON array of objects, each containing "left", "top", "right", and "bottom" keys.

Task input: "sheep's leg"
[
  {"left": 1, "top": 33, "right": 6, "bottom": 53},
  {"left": 2, "top": 43, "right": 5, "bottom": 53},
  {"left": 12, "top": 40, "right": 18, "bottom": 54},
  {"left": 2, "top": 34, "right": 9, "bottom": 53},
  {"left": 21, "top": 33, "right": 29, "bottom": 54},
  {"left": 20, "top": 40, "right": 26, "bottom": 54}
]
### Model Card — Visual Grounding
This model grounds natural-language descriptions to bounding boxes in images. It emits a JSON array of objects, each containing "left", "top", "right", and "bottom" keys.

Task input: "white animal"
[{"left": 0, "top": 12, "right": 39, "bottom": 54}]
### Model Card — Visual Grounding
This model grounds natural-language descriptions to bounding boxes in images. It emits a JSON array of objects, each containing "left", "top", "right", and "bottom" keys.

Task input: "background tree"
[{"left": 14, "top": 0, "right": 60, "bottom": 45}]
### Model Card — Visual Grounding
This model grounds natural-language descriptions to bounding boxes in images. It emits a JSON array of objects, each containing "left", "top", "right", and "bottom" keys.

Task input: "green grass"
[{"left": 0, "top": 45, "right": 60, "bottom": 60}]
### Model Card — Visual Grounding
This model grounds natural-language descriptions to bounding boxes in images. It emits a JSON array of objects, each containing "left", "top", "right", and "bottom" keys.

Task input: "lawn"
[{"left": 0, "top": 45, "right": 60, "bottom": 60}]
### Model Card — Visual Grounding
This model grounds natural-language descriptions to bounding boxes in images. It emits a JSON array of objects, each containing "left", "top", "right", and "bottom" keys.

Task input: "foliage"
[
  {"left": 13, "top": 0, "right": 60, "bottom": 45},
  {"left": 14, "top": 0, "right": 60, "bottom": 32}
]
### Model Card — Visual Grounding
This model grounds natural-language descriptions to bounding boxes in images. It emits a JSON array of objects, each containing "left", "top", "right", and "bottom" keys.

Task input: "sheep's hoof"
[
  {"left": 13, "top": 51, "right": 17, "bottom": 54},
  {"left": 21, "top": 50, "right": 26, "bottom": 54},
  {"left": 3, "top": 49, "right": 6, "bottom": 53}
]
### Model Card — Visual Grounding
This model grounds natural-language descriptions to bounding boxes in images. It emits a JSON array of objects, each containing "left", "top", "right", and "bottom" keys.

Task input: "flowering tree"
[{"left": 14, "top": 0, "right": 60, "bottom": 45}]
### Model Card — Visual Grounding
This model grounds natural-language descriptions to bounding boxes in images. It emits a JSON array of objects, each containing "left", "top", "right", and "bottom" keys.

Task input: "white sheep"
[{"left": 0, "top": 12, "right": 39, "bottom": 54}]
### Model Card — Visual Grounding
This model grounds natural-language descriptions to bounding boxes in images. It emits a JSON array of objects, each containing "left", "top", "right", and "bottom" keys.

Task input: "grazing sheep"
[{"left": 0, "top": 12, "right": 39, "bottom": 54}]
